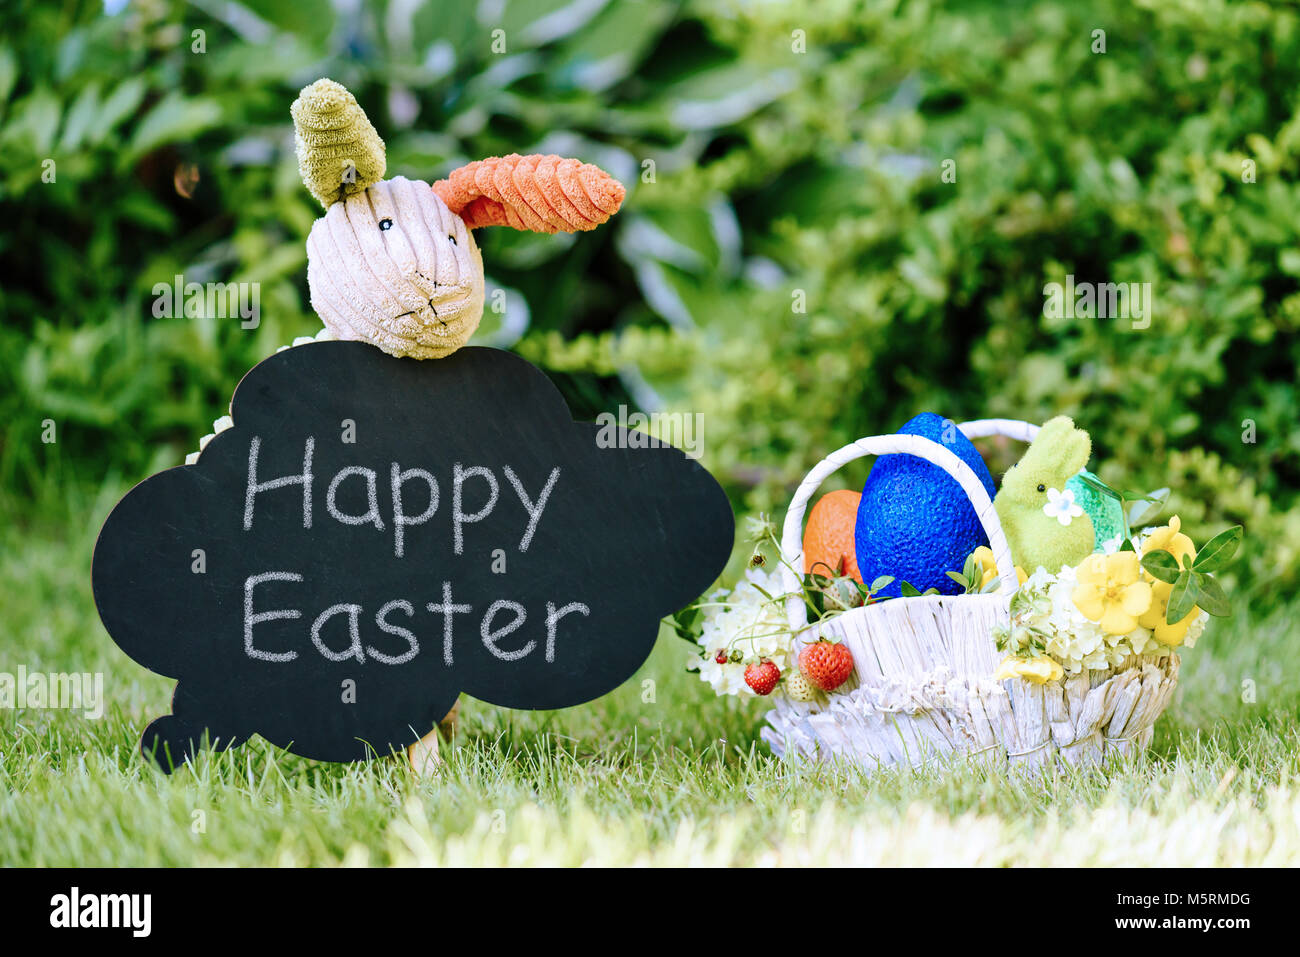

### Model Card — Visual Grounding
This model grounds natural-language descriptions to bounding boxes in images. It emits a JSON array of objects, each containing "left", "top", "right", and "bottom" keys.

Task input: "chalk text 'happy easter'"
[{"left": 238, "top": 436, "right": 589, "bottom": 667}]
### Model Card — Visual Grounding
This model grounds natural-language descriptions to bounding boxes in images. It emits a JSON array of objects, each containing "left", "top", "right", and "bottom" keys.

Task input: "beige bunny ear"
[
  {"left": 291, "top": 78, "right": 386, "bottom": 207},
  {"left": 432, "top": 154, "right": 625, "bottom": 232}
]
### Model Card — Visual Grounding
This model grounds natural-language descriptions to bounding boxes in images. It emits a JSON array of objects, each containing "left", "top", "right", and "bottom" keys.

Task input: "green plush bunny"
[{"left": 994, "top": 416, "right": 1096, "bottom": 574}]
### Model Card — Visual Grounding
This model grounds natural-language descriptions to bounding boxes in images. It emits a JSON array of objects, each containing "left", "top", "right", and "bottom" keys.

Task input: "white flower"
[
  {"left": 1182, "top": 609, "right": 1209, "bottom": 649},
  {"left": 742, "top": 513, "right": 776, "bottom": 542},
  {"left": 694, "top": 651, "right": 751, "bottom": 696},
  {"left": 1042, "top": 487, "right": 1085, "bottom": 526},
  {"left": 690, "top": 567, "right": 793, "bottom": 697},
  {"left": 1127, "top": 627, "right": 1158, "bottom": 656}
]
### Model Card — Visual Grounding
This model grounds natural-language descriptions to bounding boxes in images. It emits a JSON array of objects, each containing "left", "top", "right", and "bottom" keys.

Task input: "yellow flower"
[
  {"left": 1072, "top": 552, "right": 1153, "bottom": 635},
  {"left": 1139, "top": 586, "right": 1198, "bottom": 646},
  {"left": 1138, "top": 515, "right": 1199, "bottom": 646},
  {"left": 970, "top": 546, "right": 998, "bottom": 589},
  {"left": 993, "top": 655, "right": 1064, "bottom": 684},
  {"left": 1143, "top": 514, "right": 1197, "bottom": 566},
  {"left": 967, "top": 546, "right": 1027, "bottom": 590}
]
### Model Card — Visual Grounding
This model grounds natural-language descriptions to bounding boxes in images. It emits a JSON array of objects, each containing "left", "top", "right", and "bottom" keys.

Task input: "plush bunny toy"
[
  {"left": 291, "top": 77, "right": 625, "bottom": 358},
  {"left": 993, "top": 415, "right": 1096, "bottom": 574},
  {"left": 192, "top": 79, "right": 626, "bottom": 772}
]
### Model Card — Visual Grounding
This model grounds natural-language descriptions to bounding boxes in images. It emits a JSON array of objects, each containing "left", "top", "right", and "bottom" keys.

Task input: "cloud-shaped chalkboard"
[{"left": 92, "top": 343, "right": 733, "bottom": 769}]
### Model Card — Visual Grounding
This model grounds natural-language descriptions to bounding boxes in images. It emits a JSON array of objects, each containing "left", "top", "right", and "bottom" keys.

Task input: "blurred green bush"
[{"left": 2, "top": 0, "right": 1297, "bottom": 600}]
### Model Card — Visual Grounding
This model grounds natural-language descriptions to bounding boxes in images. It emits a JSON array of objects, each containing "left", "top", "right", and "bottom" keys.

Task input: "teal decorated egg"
[
  {"left": 1066, "top": 469, "right": 1125, "bottom": 549},
  {"left": 853, "top": 413, "right": 997, "bottom": 597}
]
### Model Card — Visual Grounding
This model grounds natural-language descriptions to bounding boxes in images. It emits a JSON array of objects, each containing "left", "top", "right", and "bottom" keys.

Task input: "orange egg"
[{"left": 803, "top": 490, "right": 863, "bottom": 583}]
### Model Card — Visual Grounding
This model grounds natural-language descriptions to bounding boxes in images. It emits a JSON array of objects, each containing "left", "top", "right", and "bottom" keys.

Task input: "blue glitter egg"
[{"left": 854, "top": 413, "right": 997, "bottom": 597}]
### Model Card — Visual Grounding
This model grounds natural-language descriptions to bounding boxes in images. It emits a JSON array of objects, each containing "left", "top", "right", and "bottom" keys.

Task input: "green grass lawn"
[{"left": 2, "top": 486, "right": 1298, "bottom": 866}]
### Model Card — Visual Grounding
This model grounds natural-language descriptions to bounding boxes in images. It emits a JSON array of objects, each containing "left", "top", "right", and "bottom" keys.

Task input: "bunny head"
[
  {"left": 291, "top": 78, "right": 625, "bottom": 359},
  {"left": 999, "top": 415, "right": 1092, "bottom": 508}
]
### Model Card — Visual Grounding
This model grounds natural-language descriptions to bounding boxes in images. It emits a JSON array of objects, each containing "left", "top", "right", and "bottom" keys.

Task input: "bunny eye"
[
  {"left": 1037, "top": 484, "right": 1046, "bottom": 492},
  {"left": 448, "top": 234, "right": 457, "bottom": 245},
  {"left": 379, "top": 218, "right": 393, "bottom": 231}
]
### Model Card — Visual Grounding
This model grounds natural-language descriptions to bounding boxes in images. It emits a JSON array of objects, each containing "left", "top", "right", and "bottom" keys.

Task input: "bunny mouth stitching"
[{"left": 394, "top": 295, "right": 466, "bottom": 322}]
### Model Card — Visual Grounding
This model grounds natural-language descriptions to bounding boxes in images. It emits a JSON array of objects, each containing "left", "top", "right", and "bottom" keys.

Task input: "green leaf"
[
  {"left": 1166, "top": 570, "right": 1198, "bottom": 625},
  {"left": 87, "top": 76, "right": 145, "bottom": 144},
  {"left": 1281, "top": 248, "right": 1300, "bottom": 278},
  {"left": 656, "top": 61, "right": 798, "bottom": 131},
  {"left": 551, "top": 0, "right": 675, "bottom": 91},
  {"left": 899, "top": 581, "right": 921, "bottom": 597},
  {"left": 239, "top": 0, "right": 337, "bottom": 46},
  {"left": 870, "top": 575, "right": 894, "bottom": 593},
  {"left": 1078, "top": 471, "right": 1122, "bottom": 500},
  {"left": 1140, "top": 550, "right": 1180, "bottom": 584},
  {"left": 946, "top": 566, "right": 977, "bottom": 590},
  {"left": 1194, "top": 572, "right": 1231, "bottom": 617},
  {"left": 58, "top": 81, "right": 101, "bottom": 153},
  {"left": 7, "top": 87, "right": 62, "bottom": 156},
  {"left": 1126, "top": 488, "right": 1169, "bottom": 528},
  {"left": 667, "top": 604, "right": 702, "bottom": 643},
  {"left": 1120, "top": 537, "right": 1136, "bottom": 552},
  {"left": 125, "top": 92, "right": 222, "bottom": 164},
  {"left": 1193, "top": 525, "right": 1243, "bottom": 574},
  {"left": 0, "top": 47, "right": 17, "bottom": 104},
  {"left": 1115, "top": 488, "right": 1154, "bottom": 500}
]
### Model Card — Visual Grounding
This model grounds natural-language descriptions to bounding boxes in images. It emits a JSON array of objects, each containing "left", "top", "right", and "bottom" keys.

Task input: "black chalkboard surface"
[{"left": 92, "top": 343, "right": 734, "bottom": 770}]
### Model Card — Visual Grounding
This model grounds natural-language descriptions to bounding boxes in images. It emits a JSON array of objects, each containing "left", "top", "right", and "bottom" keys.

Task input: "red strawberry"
[
  {"left": 715, "top": 650, "right": 729, "bottom": 665},
  {"left": 744, "top": 660, "right": 781, "bottom": 696},
  {"left": 798, "top": 640, "right": 854, "bottom": 691}
]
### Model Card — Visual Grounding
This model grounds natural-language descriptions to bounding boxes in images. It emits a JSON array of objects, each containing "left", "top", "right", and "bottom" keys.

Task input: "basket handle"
[
  {"left": 954, "top": 418, "right": 1040, "bottom": 443},
  {"left": 781, "top": 419, "right": 1040, "bottom": 630}
]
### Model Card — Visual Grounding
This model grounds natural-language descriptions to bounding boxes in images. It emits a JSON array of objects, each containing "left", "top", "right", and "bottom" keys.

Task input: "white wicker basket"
[{"left": 762, "top": 418, "right": 1181, "bottom": 773}]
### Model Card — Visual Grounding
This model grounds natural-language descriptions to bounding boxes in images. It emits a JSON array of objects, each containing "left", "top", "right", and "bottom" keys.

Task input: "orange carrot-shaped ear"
[{"left": 432, "top": 154, "right": 625, "bottom": 233}]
